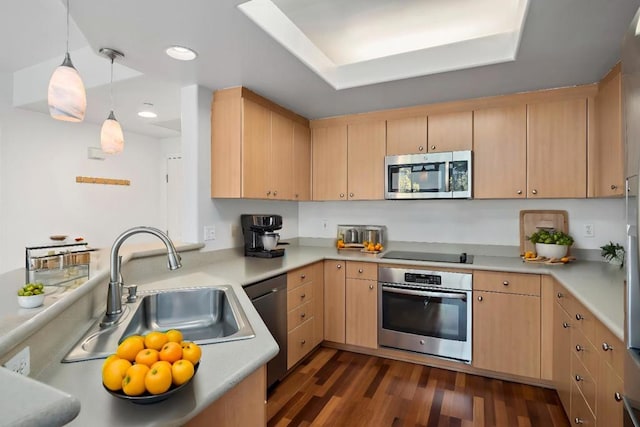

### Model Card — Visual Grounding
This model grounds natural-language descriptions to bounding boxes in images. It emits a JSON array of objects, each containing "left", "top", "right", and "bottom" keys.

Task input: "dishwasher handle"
[{"left": 250, "top": 287, "right": 283, "bottom": 302}]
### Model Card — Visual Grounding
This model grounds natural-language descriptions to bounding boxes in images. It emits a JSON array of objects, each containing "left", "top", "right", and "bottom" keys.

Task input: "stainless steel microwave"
[{"left": 385, "top": 151, "right": 472, "bottom": 199}]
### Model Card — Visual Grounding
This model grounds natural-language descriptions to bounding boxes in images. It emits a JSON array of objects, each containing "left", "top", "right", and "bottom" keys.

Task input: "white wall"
[
  {"left": 0, "top": 108, "right": 166, "bottom": 272},
  {"left": 298, "top": 198, "right": 626, "bottom": 250}
]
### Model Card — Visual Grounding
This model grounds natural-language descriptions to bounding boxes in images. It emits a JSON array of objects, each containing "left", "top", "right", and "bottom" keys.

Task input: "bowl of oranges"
[{"left": 102, "top": 329, "right": 202, "bottom": 404}]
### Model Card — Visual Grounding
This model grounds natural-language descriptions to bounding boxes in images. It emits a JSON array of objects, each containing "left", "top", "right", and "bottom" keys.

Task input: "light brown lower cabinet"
[
  {"left": 553, "top": 299, "right": 572, "bottom": 412},
  {"left": 323, "top": 260, "right": 346, "bottom": 343},
  {"left": 597, "top": 360, "right": 624, "bottom": 427},
  {"left": 345, "top": 277, "right": 378, "bottom": 349}
]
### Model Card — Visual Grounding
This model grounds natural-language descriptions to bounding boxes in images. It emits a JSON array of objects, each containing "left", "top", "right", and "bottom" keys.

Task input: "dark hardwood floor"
[{"left": 267, "top": 348, "right": 570, "bottom": 427}]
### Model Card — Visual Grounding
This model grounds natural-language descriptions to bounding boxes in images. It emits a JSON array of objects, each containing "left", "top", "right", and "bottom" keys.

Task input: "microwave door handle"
[
  {"left": 382, "top": 285, "right": 466, "bottom": 300},
  {"left": 445, "top": 160, "right": 451, "bottom": 193}
]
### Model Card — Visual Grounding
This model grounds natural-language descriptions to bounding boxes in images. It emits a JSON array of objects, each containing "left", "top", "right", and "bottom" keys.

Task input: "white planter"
[{"left": 535, "top": 243, "right": 568, "bottom": 259}]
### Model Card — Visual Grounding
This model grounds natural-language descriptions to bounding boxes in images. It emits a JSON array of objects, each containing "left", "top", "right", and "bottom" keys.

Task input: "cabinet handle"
[
  {"left": 477, "top": 296, "right": 483, "bottom": 301},
  {"left": 574, "top": 418, "right": 584, "bottom": 424},
  {"left": 266, "top": 190, "right": 271, "bottom": 196},
  {"left": 517, "top": 190, "right": 522, "bottom": 195},
  {"left": 337, "top": 264, "right": 342, "bottom": 269},
  {"left": 358, "top": 268, "right": 363, "bottom": 273},
  {"left": 557, "top": 292, "right": 564, "bottom": 299},
  {"left": 340, "top": 193, "right": 345, "bottom": 198},
  {"left": 300, "top": 293, "right": 306, "bottom": 299},
  {"left": 273, "top": 190, "right": 278, "bottom": 196},
  {"left": 575, "top": 375, "right": 583, "bottom": 382},
  {"left": 349, "top": 192, "right": 354, "bottom": 198},
  {"left": 295, "top": 194, "right": 299, "bottom": 198},
  {"left": 369, "top": 284, "right": 374, "bottom": 290},
  {"left": 611, "top": 184, "right": 618, "bottom": 190},
  {"left": 502, "top": 281, "right": 509, "bottom": 286},
  {"left": 301, "top": 339, "right": 306, "bottom": 345},
  {"left": 301, "top": 312, "right": 306, "bottom": 318},
  {"left": 532, "top": 189, "right": 538, "bottom": 195},
  {"left": 418, "top": 146, "right": 424, "bottom": 151},
  {"left": 301, "top": 274, "right": 306, "bottom": 279},
  {"left": 615, "top": 392, "right": 623, "bottom": 402},
  {"left": 575, "top": 344, "right": 583, "bottom": 352},
  {"left": 431, "top": 145, "right": 436, "bottom": 150},
  {"left": 563, "top": 322, "right": 571, "bottom": 328},
  {"left": 602, "top": 342, "right": 613, "bottom": 351},
  {"left": 576, "top": 313, "right": 584, "bottom": 321}
]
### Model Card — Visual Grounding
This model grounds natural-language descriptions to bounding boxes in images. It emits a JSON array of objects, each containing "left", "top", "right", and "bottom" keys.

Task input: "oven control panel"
[{"left": 404, "top": 273, "right": 441, "bottom": 285}]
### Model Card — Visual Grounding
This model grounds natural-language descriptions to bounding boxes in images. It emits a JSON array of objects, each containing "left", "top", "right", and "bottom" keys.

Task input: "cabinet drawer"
[
  {"left": 287, "top": 262, "right": 321, "bottom": 290},
  {"left": 573, "top": 298, "right": 598, "bottom": 346},
  {"left": 287, "top": 282, "right": 313, "bottom": 312},
  {"left": 474, "top": 270, "right": 540, "bottom": 296},
  {"left": 287, "top": 318, "right": 314, "bottom": 369},
  {"left": 571, "top": 380, "right": 596, "bottom": 426},
  {"left": 571, "top": 352, "right": 597, "bottom": 415},
  {"left": 571, "top": 326, "right": 599, "bottom": 378},
  {"left": 288, "top": 300, "right": 314, "bottom": 332},
  {"left": 346, "top": 261, "right": 377, "bottom": 280},
  {"left": 596, "top": 321, "right": 624, "bottom": 378},
  {"left": 554, "top": 281, "right": 573, "bottom": 314}
]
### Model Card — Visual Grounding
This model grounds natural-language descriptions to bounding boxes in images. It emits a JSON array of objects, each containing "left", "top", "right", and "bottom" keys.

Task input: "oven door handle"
[{"left": 381, "top": 285, "right": 467, "bottom": 300}]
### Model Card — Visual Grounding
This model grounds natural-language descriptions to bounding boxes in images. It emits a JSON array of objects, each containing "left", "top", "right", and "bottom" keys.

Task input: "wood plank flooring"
[{"left": 267, "top": 348, "right": 569, "bottom": 427}]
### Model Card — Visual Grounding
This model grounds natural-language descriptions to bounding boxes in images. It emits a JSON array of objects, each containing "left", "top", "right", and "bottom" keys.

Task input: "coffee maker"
[{"left": 241, "top": 214, "right": 285, "bottom": 258}]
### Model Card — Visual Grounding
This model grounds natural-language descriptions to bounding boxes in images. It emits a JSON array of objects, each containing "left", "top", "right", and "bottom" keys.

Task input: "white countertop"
[{"left": 0, "top": 241, "right": 625, "bottom": 426}]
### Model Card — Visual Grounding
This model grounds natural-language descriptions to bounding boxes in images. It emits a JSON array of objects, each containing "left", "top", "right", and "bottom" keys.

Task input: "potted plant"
[
  {"left": 600, "top": 241, "right": 625, "bottom": 267},
  {"left": 527, "top": 229, "right": 574, "bottom": 258}
]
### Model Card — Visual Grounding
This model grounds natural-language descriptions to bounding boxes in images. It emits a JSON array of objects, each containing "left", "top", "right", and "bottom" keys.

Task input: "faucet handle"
[{"left": 124, "top": 284, "right": 138, "bottom": 303}]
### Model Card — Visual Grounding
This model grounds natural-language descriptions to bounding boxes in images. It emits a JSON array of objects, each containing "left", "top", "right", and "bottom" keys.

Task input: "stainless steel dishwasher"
[{"left": 244, "top": 274, "right": 287, "bottom": 389}]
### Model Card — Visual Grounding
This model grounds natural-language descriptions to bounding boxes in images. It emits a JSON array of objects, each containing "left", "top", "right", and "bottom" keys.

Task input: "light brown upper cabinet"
[
  {"left": 590, "top": 64, "right": 624, "bottom": 198},
  {"left": 473, "top": 105, "right": 527, "bottom": 199},
  {"left": 527, "top": 98, "right": 588, "bottom": 198},
  {"left": 312, "top": 125, "right": 348, "bottom": 200},
  {"left": 210, "top": 87, "right": 310, "bottom": 200},
  {"left": 312, "top": 121, "right": 385, "bottom": 201},
  {"left": 427, "top": 111, "right": 472, "bottom": 152},
  {"left": 386, "top": 116, "right": 427, "bottom": 155}
]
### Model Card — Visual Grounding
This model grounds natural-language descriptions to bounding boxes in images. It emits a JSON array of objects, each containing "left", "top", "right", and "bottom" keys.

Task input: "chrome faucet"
[{"left": 100, "top": 226, "right": 182, "bottom": 327}]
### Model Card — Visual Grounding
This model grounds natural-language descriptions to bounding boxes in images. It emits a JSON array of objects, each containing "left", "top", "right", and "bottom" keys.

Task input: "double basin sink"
[{"left": 64, "top": 285, "right": 255, "bottom": 362}]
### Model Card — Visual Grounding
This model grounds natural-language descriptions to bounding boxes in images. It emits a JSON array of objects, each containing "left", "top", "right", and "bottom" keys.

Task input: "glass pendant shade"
[
  {"left": 48, "top": 53, "right": 87, "bottom": 122},
  {"left": 100, "top": 111, "right": 124, "bottom": 154}
]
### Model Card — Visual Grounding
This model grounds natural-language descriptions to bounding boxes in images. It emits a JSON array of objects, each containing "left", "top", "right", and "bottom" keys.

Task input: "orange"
[
  {"left": 102, "top": 358, "right": 132, "bottom": 391},
  {"left": 171, "top": 359, "right": 195, "bottom": 386},
  {"left": 124, "top": 334, "right": 145, "bottom": 347},
  {"left": 135, "top": 348, "right": 159, "bottom": 367},
  {"left": 159, "top": 341, "right": 183, "bottom": 363},
  {"left": 367, "top": 244, "right": 375, "bottom": 252},
  {"left": 116, "top": 336, "right": 145, "bottom": 362},
  {"left": 180, "top": 340, "right": 193, "bottom": 348},
  {"left": 102, "top": 354, "right": 120, "bottom": 374},
  {"left": 144, "top": 331, "right": 168, "bottom": 351},
  {"left": 165, "top": 329, "right": 184, "bottom": 343},
  {"left": 122, "top": 364, "right": 149, "bottom": 396},
  {"left": 151, "top": 360, "right": 172, "bottom": 371},
  {"left": 182, "top": 342, "right": 202, "bottom": 365},
  {"left": 145, "top": 365, "right": 172, "bottom": 395}
]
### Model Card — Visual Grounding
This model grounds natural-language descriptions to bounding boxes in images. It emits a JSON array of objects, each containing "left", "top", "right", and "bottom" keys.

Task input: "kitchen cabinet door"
[
  {"left": 591, "top": 64, "right": 624, "bottom": 198},
  {"left": 473, "top": 290, "right": 541, "bottom": 378},
  {"left": 293, "top": 121, "right": 311, "bottom": 201},
  {"left": 527, "top": 98, "right": 587, "bottom": 198},
  {"left": 347, "top": 121, "right": 386, "bottom": 200},
  {"left": 241, "top": 99, "right": 271, "bottom": 199},
  {"left": 553, "top": 300, "right": 572, "bottom": 414},
  {"left": 473, "top": 105, "right": 527, "bottom": 199},
  {"left": 427, "top": 111, "right": 472, "bottom": 152},
  {"left": 312, "top": 126, "right": 348, "bottom": 200},
  {"left": 270, "top": 112, "right": 294, "bottom": 200},
  {"left": 323, "top": 260, "right": 345, "bottom": 343},
  {"left": 386, "top": 116, "right": 427, "bottom": 155},
  {"left": 312, "top": 262, "right": 324, "bottom": 347},
  {"left": 597, "top": 360, "right": 624, "bottom": 427},
  {"left": 345, "top": 278, "right": 377, "bottom": 349}
]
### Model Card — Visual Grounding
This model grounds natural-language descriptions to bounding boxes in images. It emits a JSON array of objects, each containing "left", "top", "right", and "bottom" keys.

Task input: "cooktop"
[{"left": 381, "top": 251, "right": 474, "bottom": 264}]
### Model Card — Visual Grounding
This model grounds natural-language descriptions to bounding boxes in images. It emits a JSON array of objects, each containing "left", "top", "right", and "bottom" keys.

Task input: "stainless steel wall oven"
[{"left": 378, "top": 266, "right": 472, "bottom": 363}]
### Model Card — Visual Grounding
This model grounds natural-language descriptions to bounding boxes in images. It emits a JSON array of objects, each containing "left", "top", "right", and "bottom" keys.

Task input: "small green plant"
[
  {"left": 527, "top": 229, "right": 574, "bottom": 246},
  {"left": 600, "top": 241, "right": 625, "bottom": 267}
]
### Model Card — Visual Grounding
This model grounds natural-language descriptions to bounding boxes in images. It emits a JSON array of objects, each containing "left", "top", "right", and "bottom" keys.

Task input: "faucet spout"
[{"left": 100, "top": 226, "right": 182, "bottom": 327}]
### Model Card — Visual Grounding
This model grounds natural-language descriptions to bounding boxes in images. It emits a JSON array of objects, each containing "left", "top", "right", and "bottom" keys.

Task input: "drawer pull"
[
  {"left": 273, "top": 191, "right": 278, "bottom": 196},
  {"left": 557, "top": 292, "right": 564, "bottom": 299},
  {"left": 503, "top": 281, "right": 509, "bottom": 286},
  {"left": 575, "top": 344, "right": 583, "bottom": 352},
  {"left": 532, "top": 189, "right": 538, "bottom": 195},
  {"left": 615, "top": 392, "right": 623, "bottom": 402},
  {"left": 340, "top": 193, "right": 345, "bottom": 198},
  {"left": 563, "top": 322, "right": 571, "bottom": 328},
  {"left": 517, "top": 190, "right": 522, "bottom": 195},
  {"left": 301, "top": 339, "right": 306, "bottom": 345},
  {"left": 369, "top": 284, "right": 374, "bottom": 290},
  {"left": 301, "top": 274, "right": 306, "bottom": 279},
  {"left": 612, "top": 184, "right": 618, "bottom": 190},
  {"left": 358, "top": 268, "right": 363, "bottom": 273},
  {"left": 418, "top": 145, "right": 424, "bottom": 151},
  {"left": 575, "top": 313, "right": 584, "bottom": 321},
  {"left": 300, "top": 313, "right": 306, "bottom": 318},
  {"left": 349, "top": 192, "right": 354, "bottom": 198},
  {"left": 477, "top": 296, "right": 483, "bottom": 301},
  {"left": 337, "top": 264, "right": 342, "bottom": 269},
  {"left": 300, "top": 293, "right": 306, "bottom": 299},
  {"left": 575, "top": 375, "right": 583, "bottom": 382},
  {"left": 431, "top": 145, "right": 436, "bottom": 150},
  {"left": 602, "top": 342, "right": 613, "bottom": 351},
  {"left": 574, "top": 418, "right": 583, "bottom": 424}
]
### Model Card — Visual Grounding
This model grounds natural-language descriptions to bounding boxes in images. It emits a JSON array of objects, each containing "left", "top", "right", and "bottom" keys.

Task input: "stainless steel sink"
[{"left": 63, "top": 285, "right": 255, "bottom": 362}]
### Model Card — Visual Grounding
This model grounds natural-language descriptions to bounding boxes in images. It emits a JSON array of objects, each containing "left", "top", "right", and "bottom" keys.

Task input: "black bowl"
[{"left": 104, "top": 362, "right": 199, "bottom": 405}]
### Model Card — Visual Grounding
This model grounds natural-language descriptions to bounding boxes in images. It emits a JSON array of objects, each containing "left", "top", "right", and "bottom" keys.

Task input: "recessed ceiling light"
[
  {"left": 137, "top": 103, "right": 158, "bottom": 118},
  {"left": 165, "top": 46, "right": 198, "bottom": 61}
]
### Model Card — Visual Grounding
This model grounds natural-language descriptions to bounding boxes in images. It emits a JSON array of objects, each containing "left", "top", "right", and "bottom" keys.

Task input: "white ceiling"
[{"left": 2, "top": 0, "right": 640, "bottom": 137}]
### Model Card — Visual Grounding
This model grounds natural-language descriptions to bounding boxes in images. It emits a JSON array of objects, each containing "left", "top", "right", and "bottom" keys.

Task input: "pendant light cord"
[
  {"left": 109, "top": 57, "right": 114, "bottom": 111},
  {"left": 66, "top": 0, "right": 70, "bottom": 54}
]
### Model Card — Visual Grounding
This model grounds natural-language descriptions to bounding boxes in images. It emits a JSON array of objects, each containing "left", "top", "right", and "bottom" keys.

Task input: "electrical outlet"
[
  {"left": 321, "top": 219, "right": 328, "bottom": 230},
  {"left": 4, "top": 346, "right": 30, "bottom": 376},
  {"left": 584, "top": 223, "right": 595, "bottom": 238},
  {"left": 204, "top": 225, "right": 216, "bottom": 241}
]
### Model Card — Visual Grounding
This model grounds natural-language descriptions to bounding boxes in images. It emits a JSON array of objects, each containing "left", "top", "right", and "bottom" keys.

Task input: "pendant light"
[
  {"left": 99, "top": 48, "right": 125, "bottom": 154},
  {"left": 48, "top": 0, "right": 86, "bottom": 122}
]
